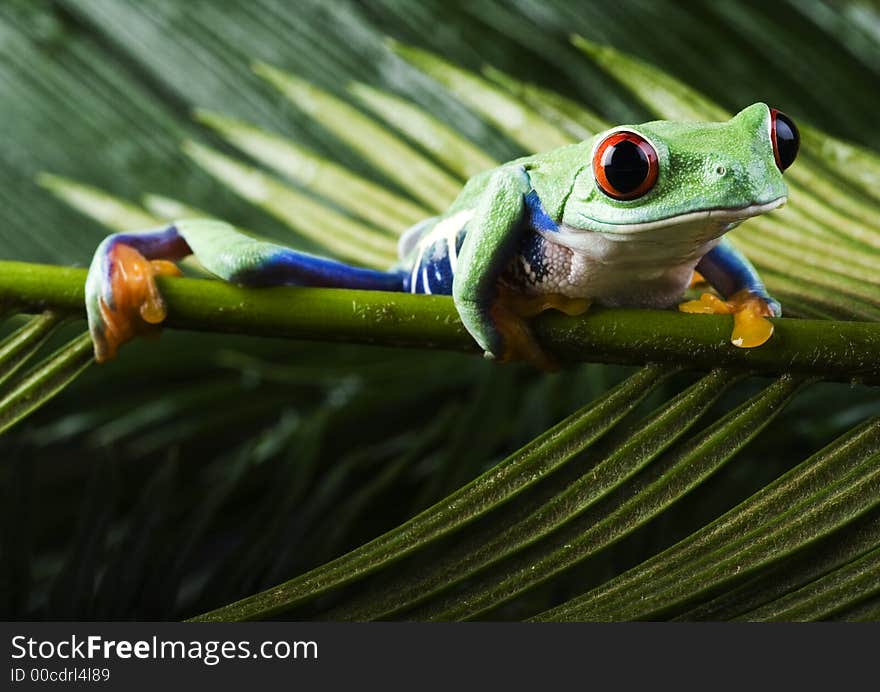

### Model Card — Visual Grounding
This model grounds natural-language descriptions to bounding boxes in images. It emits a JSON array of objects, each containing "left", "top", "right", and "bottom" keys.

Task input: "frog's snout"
[{"left": 705, "top": 150, "right": 786, "bottom": 212}]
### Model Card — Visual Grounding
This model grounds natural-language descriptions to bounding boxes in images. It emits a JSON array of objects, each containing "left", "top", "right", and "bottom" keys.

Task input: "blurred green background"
[{"left": 1, "top": 0, "right": 878, "bottom": 620}]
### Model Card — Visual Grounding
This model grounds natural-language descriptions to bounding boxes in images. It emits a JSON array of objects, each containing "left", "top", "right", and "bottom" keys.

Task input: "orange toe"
[
  {"left": 490, "top": 286, "right": 594, "bottom": 370},
  {"left": 679, "top": 292, "right": 734, "bottom": 315},
  {"left": 679, "top": 289, "right": 775, "bottom": 348},
  {"left": 504, "top": 291, "right": 592, "bottom": 319},
  {"left": 100, "top": 244, "right": 175, "bottom": 359},
  {"left": 728, "top": 290, "right": 775, "bottom": 348},
  {"left": 150, "top": 259, "right": 183, "bottom": 277},
  {"left": 688, "top": 270, "right": 707, "bottom": 288},
  {"left": 490, "top": 295, "right": 558, "bottom": 371}
]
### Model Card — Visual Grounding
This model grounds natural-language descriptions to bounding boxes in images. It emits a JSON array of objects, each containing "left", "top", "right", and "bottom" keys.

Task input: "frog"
[{"left": 84, "top": 102, "right": 799, "bottom": 367}]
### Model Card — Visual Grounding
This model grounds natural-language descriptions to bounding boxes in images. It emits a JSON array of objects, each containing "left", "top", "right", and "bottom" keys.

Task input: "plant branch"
[{"left": 1, "top": 260, "right": 878, "bottom": 382}]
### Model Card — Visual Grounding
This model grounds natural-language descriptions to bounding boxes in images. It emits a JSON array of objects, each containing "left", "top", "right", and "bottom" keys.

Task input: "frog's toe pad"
[
  {"left": 679, "top": 292, "right": 732, "bottom": 315},
  {"left": 729, "top": 290, "right": 775, "bottom": 348},
  {"left": 505, "top": 293, "right": 591, "bottom": 319},
  {"left": 490, "top": 301, "right": 557, "bottom": 371},
  {"left": 679, "top": 290, "right": 775, "bottom": 349},
  {"left": 95, "top": 245, "right": 180, "bottom": 362}
]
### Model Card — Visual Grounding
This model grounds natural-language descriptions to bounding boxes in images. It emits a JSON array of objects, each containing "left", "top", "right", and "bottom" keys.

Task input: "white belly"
[{"left": 521, "top": 220, "right": 731, "bottom": 308}]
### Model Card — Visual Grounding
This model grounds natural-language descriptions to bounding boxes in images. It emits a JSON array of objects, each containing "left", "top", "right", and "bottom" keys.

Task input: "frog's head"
[{"left": 561, "top": 103, "right": 798, "bottom": 241}]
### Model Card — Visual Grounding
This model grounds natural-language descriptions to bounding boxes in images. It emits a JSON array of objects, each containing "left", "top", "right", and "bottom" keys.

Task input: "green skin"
[{"left": 85, "top": 103, "right": 787, "bottom": 363}]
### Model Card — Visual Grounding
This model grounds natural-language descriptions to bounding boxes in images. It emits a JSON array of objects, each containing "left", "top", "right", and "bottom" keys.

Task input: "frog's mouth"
[{"left": 581, "top": 196, "right": 787, "bottom": 236}]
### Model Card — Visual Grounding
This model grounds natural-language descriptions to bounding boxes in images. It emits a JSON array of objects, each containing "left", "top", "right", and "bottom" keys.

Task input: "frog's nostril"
[{"left": 715, "top": 165, "right": 727, "bottom": 177}]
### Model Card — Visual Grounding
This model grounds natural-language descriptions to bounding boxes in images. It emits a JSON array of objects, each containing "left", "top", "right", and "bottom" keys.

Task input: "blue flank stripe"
[
  {"left": 407, "top": 243, "right": 455, "bottom": 295},
  {"left": 234, "top": 247, "right": 405, "bottom": 291},
  {"left": 524, "top": 190, "right": 558, "bottom": 233},
  {"left": 425, "top": 252, "right": 454, "bottom": 295},
  {"left": 407, "top": 191, "right": 554, "bottom": 296}
]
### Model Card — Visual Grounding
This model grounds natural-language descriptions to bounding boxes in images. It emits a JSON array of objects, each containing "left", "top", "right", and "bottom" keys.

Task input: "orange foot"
[
  {"left": 492, "top": 287, "right": 592, "bottom": 370},
  {"left": 95, "top": 244, "right": 182, "bottom": 362},
  {"left": 679, "top": 289, "right": 775, "bottom": 348}
]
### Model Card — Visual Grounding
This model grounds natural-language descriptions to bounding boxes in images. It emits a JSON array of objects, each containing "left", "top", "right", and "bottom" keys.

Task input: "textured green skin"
[
  {"left": 443, "top": 102, "right": 786, "bottom": 355},
  {"left": 450, "top": 167, "right": 532, "bottom": 356},
  {"left": 178, "top": 221, "right": 284, "bottom": 279}
]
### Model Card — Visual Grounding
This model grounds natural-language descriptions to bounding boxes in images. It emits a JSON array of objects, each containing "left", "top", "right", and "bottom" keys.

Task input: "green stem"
[{"left": 0, "top": 260, "right": 878, "bottom": 381}]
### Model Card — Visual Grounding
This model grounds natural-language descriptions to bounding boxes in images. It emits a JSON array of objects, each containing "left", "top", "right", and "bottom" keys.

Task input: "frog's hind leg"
[
  {"left": 86, "top": 219, "right": 406, "bottom": 361},
  {"left": 175, "top": 220, "right": 406, "bottom": 291},
  {"left": 491, "top": 286, "right": 591, "bottom": 370},
  {"left": 501, "top": 290, "right": 591, "bottom": 318},
  {"left": 86, "top": 224, "right": 192, "bottom": 361}
]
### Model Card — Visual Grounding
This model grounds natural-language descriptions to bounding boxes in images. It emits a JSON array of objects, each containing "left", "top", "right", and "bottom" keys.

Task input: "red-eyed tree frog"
[{"left": 85, "top": 102, "right": 799, "bottom": 367}]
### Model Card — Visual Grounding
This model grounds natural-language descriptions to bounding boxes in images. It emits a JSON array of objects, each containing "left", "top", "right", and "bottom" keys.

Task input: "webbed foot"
[
  {"left": 679, "top": 289, "right": 778, "bottom": 348},
  {"left": 490, "top": 287, "right": 591, "bottom": 370},
  {"left": 86, "top": 241, "right": 182, "bottom": 362}
]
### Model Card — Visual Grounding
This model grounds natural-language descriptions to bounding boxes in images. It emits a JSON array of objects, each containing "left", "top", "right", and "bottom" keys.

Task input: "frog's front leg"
[
  {"left": 680, "top": 237, "right": 781, "bottom": 348},
  {"left": 452, "top": 166, "right": 564, "bottom": 369}
]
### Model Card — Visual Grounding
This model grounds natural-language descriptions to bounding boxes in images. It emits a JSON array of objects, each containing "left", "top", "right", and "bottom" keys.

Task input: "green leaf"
[
  {"left": 348, "top": 82, "right": 499, "bottom": 180},
  {"left": 191, "top": 364, "right": 670, "bottom": 621},
  {"left": 389, "top": 40, "right": 575, "bottom": 152},
  {"left": 0, "top": 312, "right": 62, "bottom": 390},
  {"left": 0, "top": 331, "right": 93, "bottom": 437},
  {"left": 253, "top": 61, "right": 462, "bottom": 211},
  {"left": 539, "top": 415, "right": 880, "bottom": 621},
  {"left": 2, "top": 3, "right": 880, "bottom": 624},
  {"left": 195, "top": 108, "right": 428, "bottom": 232}
]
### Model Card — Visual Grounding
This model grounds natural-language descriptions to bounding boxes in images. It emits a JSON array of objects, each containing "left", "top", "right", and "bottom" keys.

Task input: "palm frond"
[
  {"left": 1, "top": 2, "right": 879, "bottom": 622},
  {"left": 0, "top": 314, "right": 92, "bottom": 436}
]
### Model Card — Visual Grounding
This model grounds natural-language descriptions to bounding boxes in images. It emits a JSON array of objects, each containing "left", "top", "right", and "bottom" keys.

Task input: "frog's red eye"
[
  {"left": 593, "top": 131, "right": 659, "bottom": 200},
  {"left": 770, "top": 108, "right": 799, "bottom": 172}
]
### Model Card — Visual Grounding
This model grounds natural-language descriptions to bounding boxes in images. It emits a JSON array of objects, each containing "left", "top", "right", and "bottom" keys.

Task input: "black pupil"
[
  {"left": 775, "top": 112, "right": 799, "bottom": 171},
  {"left": 603, "top": 139, "right": 649, "bottom": 193}
]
